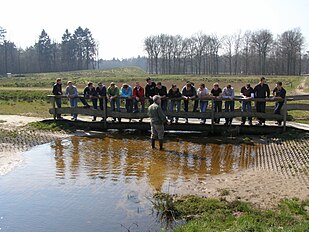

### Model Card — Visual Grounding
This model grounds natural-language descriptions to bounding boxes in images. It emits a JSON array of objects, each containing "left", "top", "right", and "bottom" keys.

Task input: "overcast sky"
[{"left": 1, "top": 0, "right": 308, "bottom": 59}]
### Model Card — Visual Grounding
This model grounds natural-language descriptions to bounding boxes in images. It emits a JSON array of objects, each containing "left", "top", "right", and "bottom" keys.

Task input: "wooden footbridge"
[{"left": 48, "top": 95, "right": 309, "bottom": 135}]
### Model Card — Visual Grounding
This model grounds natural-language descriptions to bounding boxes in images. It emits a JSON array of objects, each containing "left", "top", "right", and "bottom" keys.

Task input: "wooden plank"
[{"left": 286, "top": 104, "right": 309, "bottom": 111}]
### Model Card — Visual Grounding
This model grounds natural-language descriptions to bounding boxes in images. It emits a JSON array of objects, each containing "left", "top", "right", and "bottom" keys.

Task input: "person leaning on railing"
[
  {"left": 65, "top": 81, "right": 79, "bottom": 121},
  {"left": 222, "top": 84, "right": 235, "bottom": 125},
  {"left": 210, "top": 83, "right": 222, "bottom": 124},
  {"left": 121, "top": 83, "right": 133, "bottom": 113},
  {"left": 272, "top": 81, "right": 286, "bottom": 126},
  {"left": 133, "top": 81, "right": 145, "bottom": 113},
  {"left": 182, "top": 81, "right": 197, "bottom": 123},
  {"left": 145, "top": 77, "right": 156, "bottom": 104},
  {"left": 96, "top": 82, "right": 107, "bottom": 122},
  {"left": 253, "top": 77, "right": 270, "bottom": 126},
  {"left": 155, "top": 82, "right": 168, "bottom": 111},
  {"left": 52, "top": 78, "right": 63, "bottom": 119},
  {"left": 240, "top": 83, "right": 254, "bottom": 125},
  {"left": 107, "top": 82, "right": 120, "bottom": 112},
  {"left": 167, "top": 84, "right": 182, "bottom": 123},
  {"left": 197, "top": 83, "right": 209, "bottom": 124},
  {"left": 84, "top": 82, "right": 98, "bottom": 121},
  {"left": 96, "top": 82, "right": 107, "bottom": 109}
]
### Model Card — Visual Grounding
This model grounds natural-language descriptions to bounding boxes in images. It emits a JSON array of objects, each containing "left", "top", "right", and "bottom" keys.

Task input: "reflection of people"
[
  {"left": 254, "top": 77, "right": 270, "bottom": 126},
  {"left": 52, "top": 78, "right": 63, "bottom": 119},
  {"left": 147, "top": 95, "right": 169, "bottom": 150},
  {"left": 272, "top": 81, "right": 286, "bottom": 126},
  {"left": 222, "top": 84, "right": 235, "bottom": 125},
  {"left": 240, "top": 83, "right": 254, "bottom": 125},
  {"left": 65, "top": 81, "right": 78, "bottom": 121}
]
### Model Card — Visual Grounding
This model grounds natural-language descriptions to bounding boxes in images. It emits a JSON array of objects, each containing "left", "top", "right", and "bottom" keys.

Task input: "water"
[{"left": 0, "top": 133, "right": 257, "bottom": 232}]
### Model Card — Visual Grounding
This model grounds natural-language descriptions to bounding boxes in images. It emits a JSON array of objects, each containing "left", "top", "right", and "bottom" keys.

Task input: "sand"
[
  {"left": 174, "top": 169, "right": 308, "bottom": 209},
  {"left": 0, "top": 115, "right": 68, "bottom": 175}
]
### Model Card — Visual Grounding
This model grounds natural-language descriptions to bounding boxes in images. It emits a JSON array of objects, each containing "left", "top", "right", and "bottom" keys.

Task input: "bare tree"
[{"left": 251, "top": 30, "right": 273, "bottom": 75}]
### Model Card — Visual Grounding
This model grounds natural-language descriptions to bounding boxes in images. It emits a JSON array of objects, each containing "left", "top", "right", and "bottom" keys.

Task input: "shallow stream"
[{"left": 0, "top": 132, "right": 257, "bottom": 231}]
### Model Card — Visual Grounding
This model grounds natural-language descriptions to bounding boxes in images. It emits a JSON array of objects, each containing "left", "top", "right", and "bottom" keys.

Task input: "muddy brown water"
[{"left": 0, "top": 132, "right": 258, "bottom": 231}]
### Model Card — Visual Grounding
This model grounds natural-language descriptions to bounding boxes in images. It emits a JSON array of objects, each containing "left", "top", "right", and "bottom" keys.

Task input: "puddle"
[{"left": 0, "top": 134, "right": 257, "bottom": 231}]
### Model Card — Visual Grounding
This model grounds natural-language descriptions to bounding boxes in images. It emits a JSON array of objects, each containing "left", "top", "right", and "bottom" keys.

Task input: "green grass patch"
[
  {"left": 0, "top": 100, "right": 51, "bottom": 117},
  {"left": 153, "top": 193, "right": 309, "bottom": 231},
  {"left": 27, "top": 121, "right": 74, "bottom": 132}
]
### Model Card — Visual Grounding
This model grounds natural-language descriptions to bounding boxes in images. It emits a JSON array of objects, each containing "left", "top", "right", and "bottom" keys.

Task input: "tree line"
[
  {"left": 144, "top": 28, "right": 309, "bottom": 76},
  {"left": 0, "top": 26, "right": 97, "bottom": 75}
]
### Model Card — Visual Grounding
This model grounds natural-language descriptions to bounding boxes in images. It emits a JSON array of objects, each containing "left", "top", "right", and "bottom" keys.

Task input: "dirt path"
[{"left": 295, "top": 76, "right": 308, "bottom": 94}]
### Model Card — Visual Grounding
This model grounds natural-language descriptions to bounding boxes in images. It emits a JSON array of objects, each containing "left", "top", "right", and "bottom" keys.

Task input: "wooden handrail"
[{"left": 48, "top": 94, "right": 309, "bottom": 133}]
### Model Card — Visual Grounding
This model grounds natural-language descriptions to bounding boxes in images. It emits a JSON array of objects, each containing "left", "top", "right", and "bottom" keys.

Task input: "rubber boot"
[
  {"left": 151, "top": 139, "right": 156, "bottom": 149},
  {"left": 159, "top": 139, "right": 164, "bottom": 150}
]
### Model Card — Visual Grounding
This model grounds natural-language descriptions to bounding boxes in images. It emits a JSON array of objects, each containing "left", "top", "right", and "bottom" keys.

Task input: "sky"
[{"left": 1, "top": 0, "right": 309, "bottom": 59}]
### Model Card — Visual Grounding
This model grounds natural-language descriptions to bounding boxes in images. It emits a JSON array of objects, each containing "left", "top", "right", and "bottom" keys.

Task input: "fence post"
[
  {"left": 283, "top": 98, "right": 287, "bottom": 132},
  {"left": 211, "top": 99, "right": 215, "bottom": 134},
  {"left": 51, "top": 95, "right": 56, "bottom": 120},
  {"left": 103, "top": 97, "right": 107, "bottom": 129}
]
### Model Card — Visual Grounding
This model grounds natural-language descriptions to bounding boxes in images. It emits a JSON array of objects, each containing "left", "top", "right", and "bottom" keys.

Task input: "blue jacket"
[{"left": 121, "top": 86, "right": 133, "bottom": 97}]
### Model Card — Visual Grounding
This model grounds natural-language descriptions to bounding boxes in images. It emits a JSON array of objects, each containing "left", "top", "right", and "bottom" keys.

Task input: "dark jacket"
[
  {"left": 254, "top": 84, "right": 270, "bottom": 98},
  {"left": 145, "top": 82, "right": 156, "bottom": 98},
  {"left": 155, "top": 86, "right": 167, "bottom": 97},
  {"left": 241, "top": 86, "right": 254, "bottom": 97},
  {"left": 182, "top": 86, "right": 196, "bottom": 97},
  {"left": 84, "top": 86, "right": 97, "bottom": 98},
  {"left": 96, "top": 86, "right": 107, "bottom": 97},
  {"left": 273, "top": 87, "right": 286, "bottom": 99},
  {"left": 167, "top": 88, "right": 182, "bottom": 99},
  {"left": 52, "top": 83, "right": 62, "bottom": 95}
]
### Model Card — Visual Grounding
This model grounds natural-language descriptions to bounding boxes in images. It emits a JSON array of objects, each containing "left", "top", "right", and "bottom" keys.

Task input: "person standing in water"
[{"left": 147, "top": 95, "right": 169, "bottom": 150}]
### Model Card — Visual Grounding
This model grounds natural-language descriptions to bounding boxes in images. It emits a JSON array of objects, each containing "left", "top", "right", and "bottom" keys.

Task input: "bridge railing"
[{"left": 48, "top": 94, "right": 309, "bottom": 132}]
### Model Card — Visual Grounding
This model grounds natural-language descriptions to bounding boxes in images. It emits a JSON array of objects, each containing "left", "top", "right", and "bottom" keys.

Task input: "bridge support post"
[
  {"left": 50, "top": 96, "right": 56, "bottom": 120},
  {"left": 103, "top": 97, "right": 107, "bottom": 129},
  {"left": 211, "top": 99, "right": 214, "bottom": 134},
  {"left": 283, "top": 98, "right": 287, "bottom": 132}
]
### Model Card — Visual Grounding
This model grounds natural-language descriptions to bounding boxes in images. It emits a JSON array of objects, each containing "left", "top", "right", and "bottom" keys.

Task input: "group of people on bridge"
[{"left": 53, "top": 76, "right": 286, "bottom": 126}]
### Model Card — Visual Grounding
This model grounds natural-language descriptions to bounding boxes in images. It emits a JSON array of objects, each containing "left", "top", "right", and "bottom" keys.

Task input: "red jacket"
[{"left": 133, "top": 86, "right": 145, "bottom": 103}]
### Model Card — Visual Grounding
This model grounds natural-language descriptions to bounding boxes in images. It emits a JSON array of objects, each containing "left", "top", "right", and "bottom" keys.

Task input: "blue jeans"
[
  {"left": 224, "top": 101, "right": 234, "bottom": 124},
  {"left": 125, "top": 99, "right": 133, "bottom": 113},
  {"left": 241, "top": 101, "right": 252, "bottom": 123},
  {"left": 200, "top": 100, "right": 208, "bottom": 112},
  {"left": 274, "top": 101, "right": 284, "bottom": 124},
  {"left": 169, "top": 100, "right": 180, "bottom": 121},
  {"left": 69, "top": 98, "right": 78, "bottom": 119},
  {"left": 133, "top": 99, "right": 145, "bottom": 112},
  {"left": 110, "top": 98, "right": 120, "bottom": 111},
  {"left": 213, "top": 100, "right": 222, "bottom": 123}
]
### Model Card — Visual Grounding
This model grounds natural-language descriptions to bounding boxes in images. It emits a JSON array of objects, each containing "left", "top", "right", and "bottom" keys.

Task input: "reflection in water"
[
  {"left": 0, "top": 133, "right": 258, "bottom": 232},
  {"left": 52, "top": 134, "right": 257, "bottom": 191}
]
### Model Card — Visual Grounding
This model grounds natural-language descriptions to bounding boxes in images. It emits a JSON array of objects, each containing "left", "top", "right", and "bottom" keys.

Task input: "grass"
[
  {"left": 154, "top": 193, "right": 309, "bottom": 231},
  {"left": 27, "top": 121, "right": 75, "bottom": 132}
]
